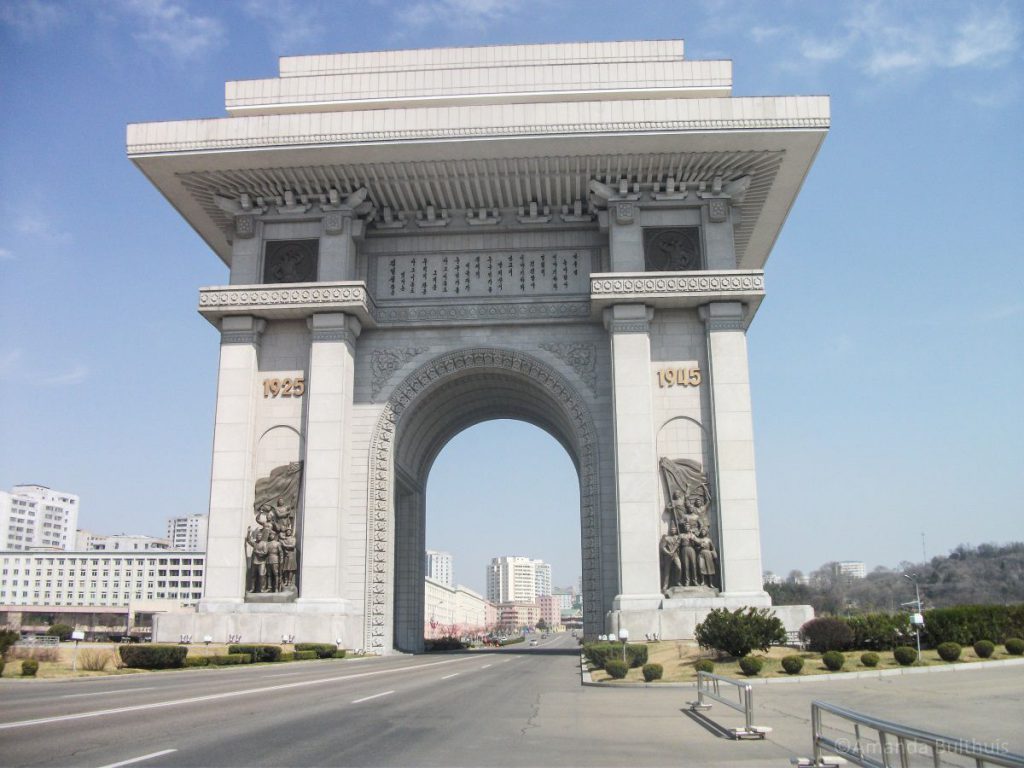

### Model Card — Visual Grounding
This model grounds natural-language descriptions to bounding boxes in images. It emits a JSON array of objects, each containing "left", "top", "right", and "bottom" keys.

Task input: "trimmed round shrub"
[
  {"left": 184, "top": 656, "right": 210, "bottom": 667},
  {"left": 937, "top": 642, "right": 961, "bottom": 662},
  {"left": 279, "top": 651, "right": 295, "bottom": 662},
  {"left": 642, "top": 663, "right": 663, "bottom": 682},
  {"left": 781, "top": 655, "right": 804, "bottom": 675},
  {"left": 694, "top": 659, "right": 714, "bottom": 674},
  {"left": 738, "top": 656, "right": 763, "bottom": 676},
  {"left": 1005, "top": 637, "right": 1024, "bottom": 656},
  {"left": 894, "top": 646, "right": 918, "bottom": 666},
  {"left": 604, "top": 659, "right": 628, "bottom": 679},
  {"left": 822, "top": 651, "right": 845, "bottom": 671},
  {"left": 21, "top": 659, "right": 39, "bottom": 677},
  {"left": 293, "top": 650, "right": 317, "bottom": 660},
  {"left": 46, "top": 623, "right": 75, "bottom": 642},
  {"left": 973, "top": 640, "right": 995, "bottom": 658},
  {"left": 695, "top": 607, "right": 786, "bottom": 658},
  {"left": 860, "top": 652, "right": 880, "bottom": 668},
  {"left": 119, "top": 644, "right": 188, "bottom": 670},
  {"left": 800, "top": 617, "right": 854, "bottom": 653},
  {"left": 332, "top": 650, "right": 347, "bottom": 659},
  {"left": 583, "top": 642, "right": 647, "bottom": 669}
]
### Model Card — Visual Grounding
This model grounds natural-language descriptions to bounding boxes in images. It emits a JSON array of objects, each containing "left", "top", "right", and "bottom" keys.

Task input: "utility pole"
[{"left": 921, "top": 532, "right": 927, "bottom": 562}]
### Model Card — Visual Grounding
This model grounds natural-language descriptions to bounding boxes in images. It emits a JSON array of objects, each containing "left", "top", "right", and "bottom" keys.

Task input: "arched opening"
[
  {"left": 424, "top": 420, "right": 581, "bottom": 642},
  {"left": 365, "top": 348, "right": 607, "bottom": 653}
]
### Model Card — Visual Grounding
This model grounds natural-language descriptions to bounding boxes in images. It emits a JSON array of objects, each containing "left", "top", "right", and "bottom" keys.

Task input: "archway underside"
[{"left": 367, "top": 348, "right": 605, "bottom": 653}]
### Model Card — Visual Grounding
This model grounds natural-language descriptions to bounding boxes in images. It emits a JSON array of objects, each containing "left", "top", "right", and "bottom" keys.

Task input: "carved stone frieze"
[
  {"left": 538, "top": 343, "right": 597, "bottom": 393},
  {"left": 374, "top": 300, "right": 590, "bottom": 325},
  {"left": 366, "top": 348, "right": 604, "bottom": 651},
  {"left": 370, "top": 347, "right": 429, "bottom": 399},
  {"left": 264, "top": 240, "right": 319, "bottom": 284},
  {"left": 235, "top": 214, "right": 255, "bottom": 239},
  {"left": 644, "top": 228, "right": 702, "bottom": 271}
]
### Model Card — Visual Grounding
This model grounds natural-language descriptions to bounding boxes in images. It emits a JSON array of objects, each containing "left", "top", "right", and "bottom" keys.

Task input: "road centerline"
[
  {"left": 61, "top": 687, "right": 157, "bottom": 699},
  {"left": 96, "top": 748, "right": 177, "bottom": 768},
  {"left": 351, "top": 690, "right": 394, "bottom": 704}
]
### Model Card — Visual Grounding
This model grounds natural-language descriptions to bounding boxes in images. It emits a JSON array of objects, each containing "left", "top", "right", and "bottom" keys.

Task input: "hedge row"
[
  {"left": 294, "top": 643, "right": 336, "bottom": 659},
  {"left": 228, "top": 644, "right": 282, "bottom": 663},
  {"left": 119, "top": 645, "right": 188, "bottom": 669},
  {"left": 799, "top": 604, "right": 1024, "bottom": 650}
]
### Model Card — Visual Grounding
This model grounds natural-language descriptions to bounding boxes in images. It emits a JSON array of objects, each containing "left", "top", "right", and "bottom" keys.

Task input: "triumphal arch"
[{"left": 130, "top": 40, "right": 827, "bottom": 652}]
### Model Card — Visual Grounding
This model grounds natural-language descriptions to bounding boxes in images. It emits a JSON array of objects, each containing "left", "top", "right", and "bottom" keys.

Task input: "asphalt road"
[{"left": 2, "top": 634, "right": 1022, "bottom": 767}]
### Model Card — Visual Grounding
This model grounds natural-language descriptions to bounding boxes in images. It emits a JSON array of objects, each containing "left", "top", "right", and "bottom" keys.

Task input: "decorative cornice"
[
  {"left": 591, "top": 271, "right": 764, "bottom": 296},
  {"left": 221, "top": 330, "right": 264, "bottom": 345},
  {"left": 607, "top": 319, "right": 650, "bottom": 334},
  {"left": 310, "top": 329, "right": 357, "bottom": 343},
  {"left": 198, "top": 282, "right": 377, "bottom": 328},
  {"left": 129, "top": 115, "right": 829, "bottom": 155}
]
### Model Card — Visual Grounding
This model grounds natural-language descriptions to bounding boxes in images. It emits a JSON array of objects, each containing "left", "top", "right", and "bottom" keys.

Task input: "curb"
[{"left": 581, "top": 656, "right": 1024, "bottom": 688}]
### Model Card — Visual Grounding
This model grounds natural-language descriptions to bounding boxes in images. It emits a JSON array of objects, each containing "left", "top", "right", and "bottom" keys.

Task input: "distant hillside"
[{"left": 767, "top": 542, "right": 1024, "bottom": 615}]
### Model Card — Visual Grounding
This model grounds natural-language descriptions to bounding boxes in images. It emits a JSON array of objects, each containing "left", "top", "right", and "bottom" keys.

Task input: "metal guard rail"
[
  {"left": 690, "top": 670, "right": 769, "bottom": 739},
  {"left": 811, "top": 699, "right": 1024, "bottom": 768}
]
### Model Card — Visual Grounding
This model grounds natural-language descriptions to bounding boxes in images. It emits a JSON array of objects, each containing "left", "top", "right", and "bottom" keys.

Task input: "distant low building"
[
  {"left": 537, "top": 594, "right": 561, "bottom": 628},
  {"left": 763, "top": 571, "right": 783, "bottom": 585},
  {"left": 496, "top": 601, "right": 538, "bottom": 631},
  {"left": 834, "top": 561, "right": 867, "bottom": 581},
  {"left": 76, "top": 532, "right": 170, "bottom": 552},
  {"left": 424, "top": 577, "right": 494, "bottom": 638}
]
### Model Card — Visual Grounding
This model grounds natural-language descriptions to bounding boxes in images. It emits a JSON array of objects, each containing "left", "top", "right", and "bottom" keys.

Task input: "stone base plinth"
[
  {"left": 606, "top": 593, "right": 812, "bottom": 641},
  {"left": 153, "top": 601, "right": 365, "bottom": 649}
]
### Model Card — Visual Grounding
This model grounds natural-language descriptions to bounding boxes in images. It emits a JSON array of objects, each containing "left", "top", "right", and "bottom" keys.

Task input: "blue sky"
[{"left": 1, "top": 0, "right": 1021, "bottom": 595}]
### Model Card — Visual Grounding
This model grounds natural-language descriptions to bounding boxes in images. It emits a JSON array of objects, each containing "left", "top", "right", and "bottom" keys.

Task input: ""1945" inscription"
[
  {"left": 656, "top": 367, "right": 702, "bottom": 388},
  {"left": 263, "top": 377, "right": 305, "bottom": 398}
]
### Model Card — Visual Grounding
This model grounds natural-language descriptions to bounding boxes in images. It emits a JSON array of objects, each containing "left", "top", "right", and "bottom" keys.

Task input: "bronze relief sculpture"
[
  {"left": 245, "top": 461, "right": 303, "bottom": 600},
  {"left": 658, "top": 458, "right": 719, "bottom": 595}
]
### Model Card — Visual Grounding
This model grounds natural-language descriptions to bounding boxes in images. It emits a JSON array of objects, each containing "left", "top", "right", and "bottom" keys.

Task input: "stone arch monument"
[{"left": 131, "top": 40, "right": 826, "bottom": 650}]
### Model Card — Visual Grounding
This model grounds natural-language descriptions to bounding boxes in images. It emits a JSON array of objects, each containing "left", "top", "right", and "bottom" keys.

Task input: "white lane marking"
[
  {"left": 97, "top": 748, "right": 177, "bottom": 768},
  {"left": 61, "top": 687, "right": 157, "bottom": 699},
  {"left": 351, "top": 690, "right": 394, "bottom": 704},
  {"left": 480, "top": 664, "right": 492, "bottom": 669},
  {"left": 441, "top": 673, "right": 459, "bottom": 680},
  {"left": 0, "top": 655, "right": 477, "bottom": 731}
]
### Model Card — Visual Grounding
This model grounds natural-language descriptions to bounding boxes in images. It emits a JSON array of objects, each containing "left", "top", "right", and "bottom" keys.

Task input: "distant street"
[{"left": 1, "top": 634, "right": 1022, "bottom": 767}]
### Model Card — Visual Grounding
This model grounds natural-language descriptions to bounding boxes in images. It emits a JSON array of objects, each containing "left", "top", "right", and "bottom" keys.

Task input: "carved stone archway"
[{"left": 365, "top": 347, "right": 604, "bottom": 653}]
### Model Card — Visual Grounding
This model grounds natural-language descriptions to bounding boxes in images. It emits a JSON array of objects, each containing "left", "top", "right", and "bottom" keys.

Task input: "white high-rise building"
[
  {"left": 486, "top": 556, "right": 552, "bottom": 603},
  {"left": 166, "top": 514, "right": 209, "bottom": 552},
  {"left": 425, "top": 550, "right": 452, "bottom": 587},
  {"left": 0, "top": 485, "right": 79, "bottom": 551}
]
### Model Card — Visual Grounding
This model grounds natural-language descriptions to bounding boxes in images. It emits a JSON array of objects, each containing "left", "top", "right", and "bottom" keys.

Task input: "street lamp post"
[{"left": 903, "top": 573, "right": 924, "bottom": 663}]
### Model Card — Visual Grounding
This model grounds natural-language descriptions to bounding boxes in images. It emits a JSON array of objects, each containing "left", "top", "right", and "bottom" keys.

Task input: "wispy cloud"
[
  {"left": 0, "top": 247, "right": 13, "bottom": 261},
  {"left": 393, "top": 0, "right": 520, "bottom": 34},
  {"left": 119, "top": 0, "right": 224, "bottom": 61},
  {"left": 0, "top": 0, "right": 66, "bottom": 36},
  {"left": 241, "top": 0, "right": 323, "bottom": 54},
  {"left": 13, "top": 210, "right": 72, "bottom": 246},
  {"left": 0, "top": 349, "right": 88, "bottom": 386},
  {"left": 759, "top": 3, "right": 1021, "bottom": 83},
  {"left": 40, "top": 364, "right": 90, "bottom": 386}
]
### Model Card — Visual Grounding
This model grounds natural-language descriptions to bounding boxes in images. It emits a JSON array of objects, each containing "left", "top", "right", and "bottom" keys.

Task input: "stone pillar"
[
  {"left": 201, "top": 315, "right": 265, "bottom": 607},
  {"left": 318, "top": 212, "right": 362, "bottom": 281},
  {"left": 298, "top": 312, "right": 360, "bottom": 607},
  {"left": 605, "top": 303, "right": 663, "bottom": 610},
  {"left": 700, "top": 301, "right": 769, "bottom": 600},
  {"left": 607, "top": 202, "right": 644, "bottom": 271}
]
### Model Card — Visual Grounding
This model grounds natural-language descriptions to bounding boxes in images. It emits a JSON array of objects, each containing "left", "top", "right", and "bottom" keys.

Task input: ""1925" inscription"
[
  {"left": 263, "top": 377, "right": 305, "bottom": 398},
  {"left": 656, "top": 367, "right": 702, "bottom": 388}
]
